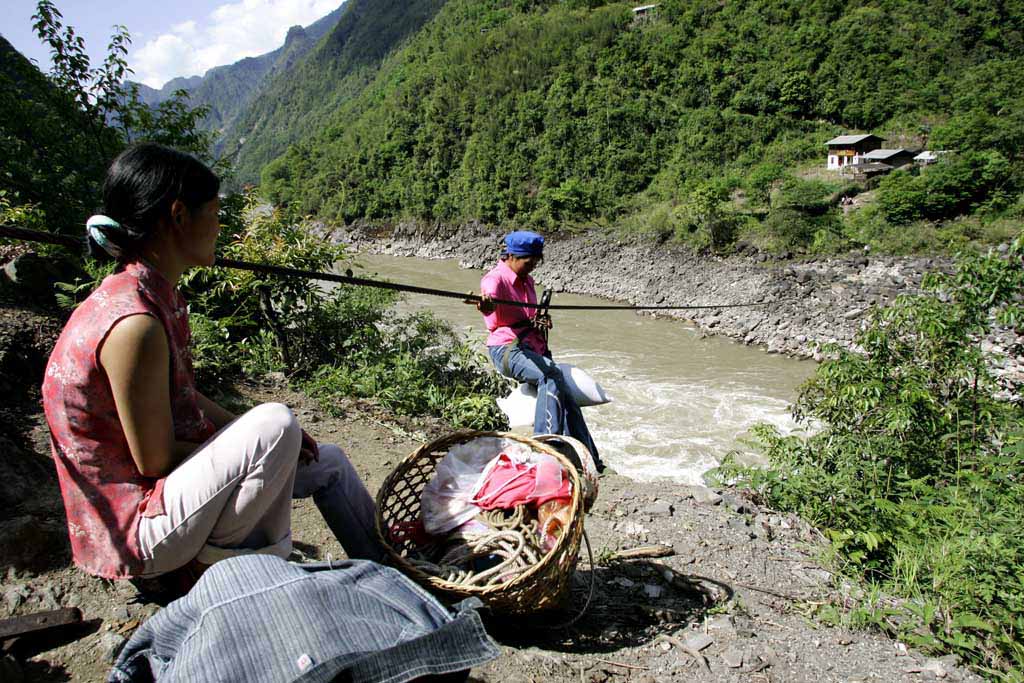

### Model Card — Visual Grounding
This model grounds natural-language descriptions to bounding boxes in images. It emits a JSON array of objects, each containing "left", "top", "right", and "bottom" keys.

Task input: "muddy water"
[{"left": 352, "top": 253, "right": 816, "bottom": 484}]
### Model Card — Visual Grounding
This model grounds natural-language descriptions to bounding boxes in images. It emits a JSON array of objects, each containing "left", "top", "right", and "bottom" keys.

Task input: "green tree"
[
  {"left": 878, "top": 152, "right": 1013, "bottom": 224},
  {"left": 0, "top": 1, "right": 214, "bottom": 235},
  {"left": 679, "top": 182, "right": 737, "bottom": 249}
]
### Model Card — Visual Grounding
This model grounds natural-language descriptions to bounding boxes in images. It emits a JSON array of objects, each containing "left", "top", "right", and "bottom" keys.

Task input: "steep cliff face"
[{"left": 129, "top": 3, "right": 346, "bottom": 147}]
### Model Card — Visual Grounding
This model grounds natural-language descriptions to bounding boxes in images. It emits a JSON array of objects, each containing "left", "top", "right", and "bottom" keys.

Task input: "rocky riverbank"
[
  {"left": 324, "top": 222, "right": 1022, "bottom": 385},
  {"left": 0, "top": 291, "right": 986, "bottom": 682},
  {"left": 0, "top": 345, "right": 984, "bottom": 683}
]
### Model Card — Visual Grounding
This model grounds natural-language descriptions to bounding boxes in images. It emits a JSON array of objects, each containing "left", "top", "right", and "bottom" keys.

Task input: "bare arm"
[{"left": 99, "top": 314, "right": 195, "bottom": 478}]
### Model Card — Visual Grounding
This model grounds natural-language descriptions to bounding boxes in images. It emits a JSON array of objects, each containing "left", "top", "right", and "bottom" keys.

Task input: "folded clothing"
[{"left": 470, "top": 452, "right": 571, "bottom": 510}]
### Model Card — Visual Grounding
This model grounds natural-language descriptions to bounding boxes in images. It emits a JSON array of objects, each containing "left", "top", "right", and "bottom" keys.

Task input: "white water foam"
[{"left": 558, "top": 350, "right": 802, "bottom": 484}]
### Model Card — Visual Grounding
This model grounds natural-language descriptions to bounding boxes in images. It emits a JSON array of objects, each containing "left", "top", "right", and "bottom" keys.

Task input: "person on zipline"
[
  {"left": 42, "top": 143, "right": 384, "bottom": 592},
  {"left": 475, "top": 231, "right": 604, "bottom": 472}
]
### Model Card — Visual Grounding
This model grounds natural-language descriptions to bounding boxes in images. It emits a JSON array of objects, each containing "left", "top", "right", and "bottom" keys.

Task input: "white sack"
[
  {"left": 496, "top": 382, "right": 537, "bottom": 428},
  {"left": 495, "top": 364, "right": 610, "bottom": 427},
  {"left": 557, "top": 363, "right": 611, "bottom": 407}
]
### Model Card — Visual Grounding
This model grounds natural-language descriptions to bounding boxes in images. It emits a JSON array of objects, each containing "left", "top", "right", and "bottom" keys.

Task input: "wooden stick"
[
  {"left": 594, "top": 658, "right": 649, "bottom": 670},
  {"left": 609, "top": 545, "right": 674, "bottom": 560},
  {"left": 735, "top": 582, "right": 814, "bottom": 602},
  {"left": 0, "top": 609, "right": 82, "bottom": 641}
]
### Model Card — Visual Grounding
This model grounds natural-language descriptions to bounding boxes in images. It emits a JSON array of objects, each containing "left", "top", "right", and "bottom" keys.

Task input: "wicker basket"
[{"left": 375, "top": 430, "right": 591, "bottom": 615}]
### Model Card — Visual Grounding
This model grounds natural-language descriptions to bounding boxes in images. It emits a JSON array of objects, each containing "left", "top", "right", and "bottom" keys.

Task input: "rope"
[
  {"left": 0, "top": 224, "right": 777, "bottom": 312},
  {"left": 409, "top": 525, "right": 543, "bottom": 587},
  {"left": 539, "top": 529, "right": 596, "bottom": 630}
]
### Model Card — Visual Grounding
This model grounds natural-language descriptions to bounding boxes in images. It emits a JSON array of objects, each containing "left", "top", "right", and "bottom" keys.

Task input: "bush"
[
  {"left": 757, "top": 176, "right": 842, "bottom": 252},
  {"left": 878, "top": 152, "right": 1014, "bottom": 225},
  {"left": 719, "top": 233, "right": 1024, "bottom": 679},
  {"left": 674, "top": 182, "right": 739, "bottom": 249}
]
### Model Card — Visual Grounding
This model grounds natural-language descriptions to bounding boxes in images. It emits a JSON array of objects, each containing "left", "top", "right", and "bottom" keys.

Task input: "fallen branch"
[
  {"left": 594, "top": 658, "right": 648, "bottom": 671},
  {"left": 735, "top": 582, "right": 817, "bottom": 603},
  {"left": 608, "top": 545, "right": 674, "bottom": 561}
]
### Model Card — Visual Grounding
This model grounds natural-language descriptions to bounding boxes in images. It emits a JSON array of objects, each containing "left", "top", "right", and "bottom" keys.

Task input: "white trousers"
[{"left": 137, "top": 402, "right": 383, "bottom": 577}]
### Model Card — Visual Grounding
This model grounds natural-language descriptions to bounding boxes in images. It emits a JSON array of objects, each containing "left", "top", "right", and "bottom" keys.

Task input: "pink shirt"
[
  {"left": 42, "top": 260, "right": 216, "bottom": 579},
  {"left": 480, "top": 259, "right": 548, "bottom": 356}
]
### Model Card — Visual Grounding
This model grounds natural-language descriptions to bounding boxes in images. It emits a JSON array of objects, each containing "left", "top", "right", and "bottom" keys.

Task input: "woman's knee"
[
  {"left": 245, "top": 402, "right": 301, "bottom": 459},
  {"left": 311, "top": 444, "right": 353, "bottom": 481}
]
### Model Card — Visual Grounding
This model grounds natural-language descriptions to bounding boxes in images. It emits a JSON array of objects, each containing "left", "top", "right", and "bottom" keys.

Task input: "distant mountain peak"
[{"left": 285, "top": 25, "right": 308, "bottom": 43}]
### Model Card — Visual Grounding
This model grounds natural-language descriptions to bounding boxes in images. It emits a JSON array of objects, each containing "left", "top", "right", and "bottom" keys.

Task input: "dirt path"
[{"left": 0, "top": 372, "right": 980, "bottom": 683}]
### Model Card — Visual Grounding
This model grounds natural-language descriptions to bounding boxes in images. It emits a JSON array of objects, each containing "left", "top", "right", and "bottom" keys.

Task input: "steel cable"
[{"left": 1, "top": 225, "right": 777, "bottom": 311}]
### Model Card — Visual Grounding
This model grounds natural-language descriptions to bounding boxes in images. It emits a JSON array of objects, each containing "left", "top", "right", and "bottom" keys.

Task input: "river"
[{"left": 353, "top": 253, "right": 816, "bottom": 485}]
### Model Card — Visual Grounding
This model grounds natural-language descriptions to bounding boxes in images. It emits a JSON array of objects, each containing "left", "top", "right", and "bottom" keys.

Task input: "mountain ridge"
[
  {"left": 130, "top": 3, "right": 347, "bottom": 152},
  {"left": 219, "top": 0, "right": 447, "bottom": 185},
  {"left": 245, "top": 0, "right": 1022, "bottom": 254}
]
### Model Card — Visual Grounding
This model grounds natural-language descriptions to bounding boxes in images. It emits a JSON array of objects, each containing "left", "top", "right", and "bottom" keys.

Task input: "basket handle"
[{"left": 534, "top": 433, "right": 599, "bottom": 512}]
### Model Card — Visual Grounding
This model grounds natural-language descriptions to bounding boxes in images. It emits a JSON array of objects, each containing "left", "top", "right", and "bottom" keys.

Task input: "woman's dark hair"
[{"left": 87, "top": 143, "right": 220, "bottom": 260}]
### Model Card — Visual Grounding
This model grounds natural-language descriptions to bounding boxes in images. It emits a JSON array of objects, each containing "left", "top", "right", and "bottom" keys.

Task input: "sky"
[{"left": 3, "top": 0, "right": 341, "bottom": 88}]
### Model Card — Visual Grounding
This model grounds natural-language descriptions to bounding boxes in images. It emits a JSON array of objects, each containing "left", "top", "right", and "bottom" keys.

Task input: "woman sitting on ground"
[{"left": 42, "top": 143, "right": 384, "bottom": 588}]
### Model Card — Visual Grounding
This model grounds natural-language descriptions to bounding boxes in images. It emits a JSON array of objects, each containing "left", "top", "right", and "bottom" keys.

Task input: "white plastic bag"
[
  {"left": 556, "top": 363, "right": 611, "bottom": 407},
  {"left": 495, "top": 382, "right": 537, "bottom": 428},
  {"left": 420, "top": 437, "right": 536, "bottom": 534}
]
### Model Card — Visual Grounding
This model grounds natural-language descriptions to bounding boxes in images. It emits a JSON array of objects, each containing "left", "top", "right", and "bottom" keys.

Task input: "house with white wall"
[{"left": 826, "top": 134, "right": 886, "bottom": 170}]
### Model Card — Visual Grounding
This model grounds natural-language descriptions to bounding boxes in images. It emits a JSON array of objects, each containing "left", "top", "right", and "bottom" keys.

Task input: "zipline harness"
[{"left": 1, "top": 225, "right": 777, "bottom": 313}]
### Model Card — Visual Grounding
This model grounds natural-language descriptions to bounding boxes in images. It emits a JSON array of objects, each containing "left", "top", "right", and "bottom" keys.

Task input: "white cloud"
[{"left": 130, "top": 0, "right": 339, "bottom": 88}]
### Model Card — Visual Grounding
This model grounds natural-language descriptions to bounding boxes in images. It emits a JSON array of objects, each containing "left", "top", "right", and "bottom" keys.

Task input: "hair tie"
[{"left": 86, "top": 215, "right": 124, "bottom": 258}]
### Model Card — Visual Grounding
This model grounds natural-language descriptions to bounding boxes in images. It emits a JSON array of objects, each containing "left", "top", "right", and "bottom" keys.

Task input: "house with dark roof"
[
  {"left": 861, "top": 148, "right": 915, "bottom": 169},
  {"left": 826, "top": 134, "right": 885, "bottom": 170},
  {"left": 845, "top": 162, "right": 896, "bottom": 181}
]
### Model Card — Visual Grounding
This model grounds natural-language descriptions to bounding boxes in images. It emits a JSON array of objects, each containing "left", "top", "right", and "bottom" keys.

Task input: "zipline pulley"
[{"left": 536, "top": 288, "right": 553, "bottom": 344}]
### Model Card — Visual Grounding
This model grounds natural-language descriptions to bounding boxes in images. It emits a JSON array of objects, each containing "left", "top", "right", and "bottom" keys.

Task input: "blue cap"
[{"left": 503, "top": 230, "right": 545, "bottom": 257}]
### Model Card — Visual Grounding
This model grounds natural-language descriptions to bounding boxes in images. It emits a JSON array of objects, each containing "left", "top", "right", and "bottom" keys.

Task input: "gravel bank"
[{"left": 1, "top": 368, "right": 985, "bottom": 683}]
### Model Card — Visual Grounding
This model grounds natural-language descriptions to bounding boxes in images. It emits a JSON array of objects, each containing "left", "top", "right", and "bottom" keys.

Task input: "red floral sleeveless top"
[{"left": 42, "top": 260, "right": 215, "bottom": 578}]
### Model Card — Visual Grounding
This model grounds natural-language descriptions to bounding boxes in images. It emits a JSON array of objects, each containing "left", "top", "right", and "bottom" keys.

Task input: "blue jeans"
[{"left": 488, "top": 343, "right": 603, "bottom": 470}]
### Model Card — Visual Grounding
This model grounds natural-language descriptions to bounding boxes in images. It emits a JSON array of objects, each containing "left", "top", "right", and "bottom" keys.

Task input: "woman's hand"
[
  {"left": 196, "top": 392, "right": 237, "bottom": 430},
  {"left": 299, "top": 428, "right": 319, "bottom": 465},
  {"left": 470, "top": 292, "right": 496, "bottom": 315}
]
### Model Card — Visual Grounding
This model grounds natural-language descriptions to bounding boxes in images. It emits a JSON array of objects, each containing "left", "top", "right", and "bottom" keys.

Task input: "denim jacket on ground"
[{"left": 108, "top": 555, "right": 500, "bottom": 682}]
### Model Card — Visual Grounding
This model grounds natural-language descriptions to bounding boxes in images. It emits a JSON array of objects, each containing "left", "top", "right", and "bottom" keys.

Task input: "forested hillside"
[
  {"left": 132, "top": 4, "right": 346, "bottom": 154},
  {"left": 222, "top": 0, "right": 447, "bottom": 185},
  {"left": 256, "top": 0, "right": 1023, "bottom": 254}
]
